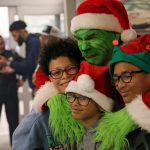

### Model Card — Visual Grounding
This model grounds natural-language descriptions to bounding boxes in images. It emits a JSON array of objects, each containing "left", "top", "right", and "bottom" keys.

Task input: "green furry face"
[{"left": 74, "top": 29, "right": 116, "bottom": 65}]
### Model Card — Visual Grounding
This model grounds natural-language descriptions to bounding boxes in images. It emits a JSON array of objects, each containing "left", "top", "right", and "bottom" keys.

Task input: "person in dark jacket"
[
  {"left": 0, "top": 35, "right": 25, "bottom": 145},
  {"left": 0, "top": 20, "right": 41, "bottom": 92}
]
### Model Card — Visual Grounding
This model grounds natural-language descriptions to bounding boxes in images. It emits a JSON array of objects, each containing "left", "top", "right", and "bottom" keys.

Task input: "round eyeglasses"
[
  {"left": 66, "top": 92, "right": 91, "bottom": 106},
  {"left": 49, "top": 65, "right": 78, "bottom": 79},
  {"left": 112, "top": 70, "right": 146, "bottom": 86}
]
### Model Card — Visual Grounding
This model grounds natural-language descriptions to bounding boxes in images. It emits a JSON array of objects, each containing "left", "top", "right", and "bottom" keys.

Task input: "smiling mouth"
[
  {"left": 72, "top": 108, "right": 83, "bottom": 113},
  {"left": 60, "top": 80, "right": 70, "bottom": 86},
  {"left": 120, "top": 91, "right": 129, "bottom": 97}
]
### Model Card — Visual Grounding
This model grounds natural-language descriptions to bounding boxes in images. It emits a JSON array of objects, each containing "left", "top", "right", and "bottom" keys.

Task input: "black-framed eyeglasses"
[
  {"left": 112, "top": 70, "right": 146, "bottom": 86},
  {"left": 66, "top": 92, "right": 91, "bottom": 106},
  {"left": 49, "top": 65, "right": 78, "bottom": 79}
]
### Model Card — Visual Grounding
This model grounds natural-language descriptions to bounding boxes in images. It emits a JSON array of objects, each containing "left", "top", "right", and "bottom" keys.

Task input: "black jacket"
[
  {"left": 128, "top": 129, "right": 150, "bottom": 150},
  {"left": 11, "top": 34, "right": 41, "bottom": 89},
  {"left": 0, "top": 50, "right": 25, "bottom": 100}
]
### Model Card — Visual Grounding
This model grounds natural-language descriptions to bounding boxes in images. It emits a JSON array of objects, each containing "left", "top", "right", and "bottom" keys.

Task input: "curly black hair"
[
  {"left": 9, "top": 20, "right": 27, "bottom": 31},
  {"left": 39, "top": 38, "right": 84, "bottom": 75}
]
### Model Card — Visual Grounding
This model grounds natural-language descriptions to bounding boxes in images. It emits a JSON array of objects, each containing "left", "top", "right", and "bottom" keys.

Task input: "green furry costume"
[
  {"left": 94, "top": 108, "right": 138, "bottom": 150},
  {"left": 47, "top": 94, "right": 85, "bottom": 146},
  {"left": 47, "top": 94, "right": 138, "bottom": 150}
]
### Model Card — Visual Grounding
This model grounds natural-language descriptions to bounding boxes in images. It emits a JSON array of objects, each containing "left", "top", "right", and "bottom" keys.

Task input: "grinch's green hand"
[{"left": 94, "top": 108, "right": 138, "bottom": 150}]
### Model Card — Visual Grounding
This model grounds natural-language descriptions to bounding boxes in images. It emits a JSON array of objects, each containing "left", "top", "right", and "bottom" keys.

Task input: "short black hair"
[
  {"left": 39, "top": 38, "right": 84, "bottom": 75},
  {"left": 9, "top": 20, "right": 27, "bottom": 31}
]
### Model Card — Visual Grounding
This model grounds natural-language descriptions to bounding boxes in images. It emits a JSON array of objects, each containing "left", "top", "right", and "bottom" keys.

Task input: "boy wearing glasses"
[
  {"left": 64, "top": 69, "right": 114, "bottom": 149},
  {"left": 93, "top": 34, "right": 150, "bottom": 150},
  {"left": 110, "top": 33, "right": 150, "bottom": 123}
]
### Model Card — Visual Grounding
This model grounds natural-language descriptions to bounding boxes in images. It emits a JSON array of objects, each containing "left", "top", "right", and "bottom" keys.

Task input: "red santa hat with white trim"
[{"left": 71, "top": 0, "right": 137, "bottom": 43}]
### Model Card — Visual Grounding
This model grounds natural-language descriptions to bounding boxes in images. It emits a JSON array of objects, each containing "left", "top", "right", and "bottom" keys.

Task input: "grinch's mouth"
[{"left": 86, "top": 54, "right": 97, "bottom": 59}]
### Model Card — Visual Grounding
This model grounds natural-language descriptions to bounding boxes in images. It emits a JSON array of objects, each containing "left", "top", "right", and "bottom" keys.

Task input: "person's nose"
[
  {"left": 72, "top": 97, "right": 80, "bottom": 106},
  {"left": 80, "top": 41, "right": 90, "bottom": 51},
  {"left": 116, "top": 79, "right": 126, "bottom": 91},
  {"left": 61, "top": 70, "right": 69, "bottom": 79}
]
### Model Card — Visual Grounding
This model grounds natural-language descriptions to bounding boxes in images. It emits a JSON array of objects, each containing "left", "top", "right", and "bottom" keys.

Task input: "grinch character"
[{"left": 71, "top": 0, "right": 137, "bottom": 65}]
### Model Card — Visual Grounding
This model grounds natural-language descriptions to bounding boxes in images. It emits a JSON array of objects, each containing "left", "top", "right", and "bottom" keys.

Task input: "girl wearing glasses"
[
  {"left": 94, "top": 34, "right": 150, "bottom": 150},
  {"left": 12, "top": 38, "right": 83, "bottom": 150}
]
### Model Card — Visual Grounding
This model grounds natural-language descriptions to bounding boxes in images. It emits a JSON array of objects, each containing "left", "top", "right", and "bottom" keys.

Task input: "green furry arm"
[
  {"left": 93, "top": 108, "right": 138, "bottom": 150},
  {"left": 47, "top": 94, "right": 85, "bottom": 145}
]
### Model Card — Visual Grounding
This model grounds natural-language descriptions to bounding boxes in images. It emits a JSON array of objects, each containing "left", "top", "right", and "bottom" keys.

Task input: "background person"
[
  {"left": 0, "top": 20, "right": 41, "bottom": 93},
  {"left": 40, "top": 25, "right": 61, "bottom": 48},
  {"left": 0, "top": 35, "right": 25, "bottom": 145}
]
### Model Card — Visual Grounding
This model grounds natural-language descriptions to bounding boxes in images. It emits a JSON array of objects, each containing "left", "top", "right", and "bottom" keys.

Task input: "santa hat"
[
  {"left": 33, "top": 82, "right": 58, "bottom": 112},
  {"left": 126, "top": 92, "right": 150, "bottom": 132},
  {"left": 65, "top": 61, "right": 114, "bottom": 111},
  {"left": 34, "top": 66, "right": 49, "bottom": 90},
  {"left": 109, "top": 34, "right": 150, "bottom": 132},
  {"left": 71, "top": 0, "right": 137, "bottom": 42}
]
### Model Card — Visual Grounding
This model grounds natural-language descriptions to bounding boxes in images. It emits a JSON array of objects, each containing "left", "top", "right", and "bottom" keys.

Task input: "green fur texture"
[
  {"left": 47, "top": 94, "right": 85, "bottom": 145},
  {"left": 93, "top": 108, "right": 138, "bottom": 150}
]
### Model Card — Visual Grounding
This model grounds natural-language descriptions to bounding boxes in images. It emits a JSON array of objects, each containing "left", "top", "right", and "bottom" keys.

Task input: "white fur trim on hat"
[
  {"left": 71, "top": 13, "right": 122, "bottom": 33},
  {"left": 65, "top": 74, "right": 113, "bottom": 111},
  {"left": 121, "top": 29, "right": 137, "bottom": 43},
  {"left": 33, "top": 81, "right": 58, "bottom": 112},
  {"left": 126, "top": 95, "right": 150, "bottom": 132}
]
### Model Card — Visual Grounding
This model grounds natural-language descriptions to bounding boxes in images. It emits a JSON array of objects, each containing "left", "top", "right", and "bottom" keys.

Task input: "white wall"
[{"left": 0, "top": 0, "right": 63, "bottom": 6}]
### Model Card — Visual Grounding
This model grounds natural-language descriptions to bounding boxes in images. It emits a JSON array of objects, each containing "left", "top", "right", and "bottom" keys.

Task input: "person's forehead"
[
  {"left": 72, "top": 92, "right": 82, "bottom": 97},
  {"left": 49, "top": 56, "right": 74, "bottom": 70},
  {"left": 41, "top": 35, "right": 49, "bottom": 38},
  {"left": 75, "top": 29, "right": 103, "bottom": 41},
  {"left": 76, "top": 29, "right": 101, "bottom": 35},
  {"left": 11, "top": 30, "right": 20, "bottom": 34},
  {"left": 114, "top": 62, "right": 141, "bottom": 73}
]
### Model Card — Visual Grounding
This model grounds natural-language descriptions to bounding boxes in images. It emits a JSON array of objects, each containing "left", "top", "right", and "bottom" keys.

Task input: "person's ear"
[
  {"left": 147, "top": 73, "right": 150, "bottom": 86},
  {"left": 19, "top": 29, "right": 26, "bottom": 37},
  {"left": 98, "top": 106, "right": 104, "bottom": 113}
]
